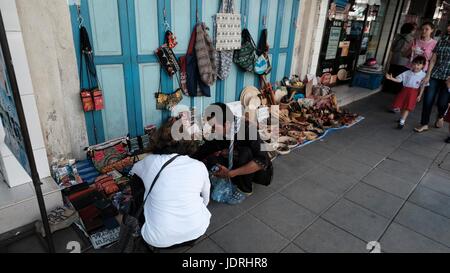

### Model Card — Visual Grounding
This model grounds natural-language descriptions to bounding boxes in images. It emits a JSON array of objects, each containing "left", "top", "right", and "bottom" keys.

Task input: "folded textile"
[{"left": 78, "top": 204, "right": 104, "bottom": 233}]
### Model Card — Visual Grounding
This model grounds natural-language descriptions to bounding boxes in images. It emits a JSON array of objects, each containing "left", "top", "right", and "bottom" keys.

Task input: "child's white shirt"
[{"left": 396, "top": 70, "right": 427, "bottom": 89}]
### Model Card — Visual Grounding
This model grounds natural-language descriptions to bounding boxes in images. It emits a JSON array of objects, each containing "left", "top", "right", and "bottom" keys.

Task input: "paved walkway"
[
  {"left": 5, "top": 91, "right": 450, "bottom": 253},
  {"left": 183, "top": 91, "right": 450, "bottom": 253}
]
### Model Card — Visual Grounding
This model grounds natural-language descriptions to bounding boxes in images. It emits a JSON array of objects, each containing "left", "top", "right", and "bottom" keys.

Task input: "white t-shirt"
[
  {"left": 130, "top": 154, "right": 211, "bottom": 248},
  {"left": 396, "top": 70, "right": 427, "bottom": 89}
]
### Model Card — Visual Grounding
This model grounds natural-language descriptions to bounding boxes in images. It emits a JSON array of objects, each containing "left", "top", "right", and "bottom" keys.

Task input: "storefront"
[{"left": 316, "top": 0, "right": 394, "bottom": 85}]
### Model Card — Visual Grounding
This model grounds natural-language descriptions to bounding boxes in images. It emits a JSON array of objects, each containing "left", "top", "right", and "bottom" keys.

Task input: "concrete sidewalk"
[
  {"left": 185, "top": 91, "right": 450, "bottom": 253},
  {"left": 4, "top": 91, "right": 450, "bottom": 253}
]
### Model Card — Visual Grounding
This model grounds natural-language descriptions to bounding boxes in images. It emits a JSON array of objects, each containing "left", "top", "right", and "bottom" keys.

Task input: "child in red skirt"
[
  {"left": 444, "top": 77, "right": 450, "bottom": 143},
  {"left": 386, "top": 56, "right": 427, "bottom": 129}
]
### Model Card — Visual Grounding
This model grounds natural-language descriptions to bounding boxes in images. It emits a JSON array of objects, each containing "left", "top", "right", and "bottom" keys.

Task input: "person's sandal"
[
  {"left": 435, "top": 118, "right": 444, "bottom": 128},
  {"left": 414, "top": 125, "right": 429, "bottom": 133}
]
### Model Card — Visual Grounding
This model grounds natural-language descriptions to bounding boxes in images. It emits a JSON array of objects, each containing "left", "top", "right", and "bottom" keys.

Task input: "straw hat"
[{"left": 240, "top": 86, "right": 261, "bottom": 107}]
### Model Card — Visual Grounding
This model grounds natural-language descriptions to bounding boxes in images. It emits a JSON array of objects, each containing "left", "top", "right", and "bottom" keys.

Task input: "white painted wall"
[
  {"left": 15, "top": 0, "right": 88, "bottom": 162},
  {"left": 308, "top": 0, "right": 330, "bottom": 76},
  {"left": 292, "top": 0, "right": 321, "bottom": 78},
  {"left": 291, "top": 0, "right": 329, "bottom": 78},
  {"left": 0, "top": 0, "right": 51, "bottom": 187}
]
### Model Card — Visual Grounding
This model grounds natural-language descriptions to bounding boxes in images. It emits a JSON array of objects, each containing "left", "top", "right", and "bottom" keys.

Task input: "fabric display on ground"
[{"left": 50, "top": 138, "right": 144, "bottom": 250}]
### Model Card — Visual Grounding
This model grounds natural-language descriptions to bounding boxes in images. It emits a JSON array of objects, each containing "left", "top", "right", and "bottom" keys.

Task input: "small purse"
[
  {"left": 79, "top": 26, "right": 104, "bottom": 112},
  {"left": 155, "top": 71, "right": 183, "bottom": 111},
  {"left": 155, "top": 89, "right": 183, "bottom": 111},
  {"left": 80, "top": 89, "right": 94, "bottom": 112},
  {"left": 254, "top": 29, "right": 272, "bottom": 75},
  {"left": 92, "top": 88, "right": 104, "bottom": 111},
  {"left": 155, "top": 30, "right": 180, "bottom": 77},
  {"left": 254, "top": 54, "right": 270, "bottom": 75}
]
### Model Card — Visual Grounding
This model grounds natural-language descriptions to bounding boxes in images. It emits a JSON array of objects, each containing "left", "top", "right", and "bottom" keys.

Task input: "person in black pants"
[
  {"left": 415, "top": 24, "right": 450, "bottom": 133},
  {"left": 193, "top": 103, "right": 273, "bottom": 204}
]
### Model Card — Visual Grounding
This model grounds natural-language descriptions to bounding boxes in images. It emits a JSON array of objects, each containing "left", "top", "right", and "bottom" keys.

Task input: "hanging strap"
[
  {"left": 187, "top": 25, "right": 197, "bottom": 55},
  {"left": 79, "top": 26, "right": 99, "bottom": 89},
  {"left": 134, "top": 155, "right": 182, "bottom": 219},
  {"left": 243, "top": 29, "right": 257, "bottom": 49},
  {"left": 220, "top": 0, "right": 234, "bottom": 13},
  {"left": 257, "top": 29, "right": 269, "bottom": 55}
]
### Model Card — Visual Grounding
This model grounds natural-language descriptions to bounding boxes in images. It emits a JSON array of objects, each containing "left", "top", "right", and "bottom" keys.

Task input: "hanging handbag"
[
  {"left": 180, "top": 25, "right": 212, "bottom": 97},
  {"left": 254, "top": 29, "right": 272, "bottom": 75},
  {"left": 155, "top": 71, "right": 183, "bottom": 110},
  {"left": 215, "top": 0, "right": 241, "bottom": 51},
  {"left": 233, "top": 29, "right": 257, "bottom": 72},
  {"left": 79, "top": 26, "right": 94, "bottom": 113},
  {"left": 156, "top": 30, "right": 180, "bottom": 77},
  {"left": 214, "top": 0, "right": 238, "bottom": 80},
  {"left": 80, "top": 89, "right": 94, "bottom": 112},
  {"left": 195, "top": 23, "right": 217, "bottom": 86},
  {"left": 115, "top": 155, "right": 181, "bottom": 253},
  {"left": 155, "top": 44, "right": 179, "bottom": 77},
  {"left": 79, "top": 26, "right": 104, "bottom": 112}
]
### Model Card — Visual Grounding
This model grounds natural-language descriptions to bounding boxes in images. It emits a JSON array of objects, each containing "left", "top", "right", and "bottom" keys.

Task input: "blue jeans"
[{"left": 420, "top": 78, "right": 450, "bottom": 126}]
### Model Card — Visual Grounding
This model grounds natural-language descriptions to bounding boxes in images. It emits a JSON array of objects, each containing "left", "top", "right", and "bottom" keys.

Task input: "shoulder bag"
[
  {"left": 233, "top": 29, "right": 257, "bottom": 72},
  {"left": 254, "top": 29, "right": 272, "bottom": 75}
]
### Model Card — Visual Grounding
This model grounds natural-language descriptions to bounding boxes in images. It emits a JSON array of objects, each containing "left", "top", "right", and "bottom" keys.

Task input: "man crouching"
[{"left": 193, "top": 103, "right": 273, "bottom": 205}]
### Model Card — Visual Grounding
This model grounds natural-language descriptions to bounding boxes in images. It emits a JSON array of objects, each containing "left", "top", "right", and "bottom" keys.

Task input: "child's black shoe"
[{"left": 397, "top": 123, "right": 405, "bottom": 129}]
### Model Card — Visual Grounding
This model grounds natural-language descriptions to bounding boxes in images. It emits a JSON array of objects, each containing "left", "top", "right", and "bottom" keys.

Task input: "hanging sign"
[{"left": 325, "top": 26, "right": 342, "bottom": 60}]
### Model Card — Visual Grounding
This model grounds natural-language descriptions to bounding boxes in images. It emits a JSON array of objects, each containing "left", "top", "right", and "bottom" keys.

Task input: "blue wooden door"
[{"left": 70, "top": 0, "right": 300, "bottom": 145}]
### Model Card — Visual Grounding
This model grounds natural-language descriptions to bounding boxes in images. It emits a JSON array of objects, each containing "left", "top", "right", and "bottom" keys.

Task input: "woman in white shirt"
[{"left": 130, "top": 118, "right": 211, "bottom": 249}]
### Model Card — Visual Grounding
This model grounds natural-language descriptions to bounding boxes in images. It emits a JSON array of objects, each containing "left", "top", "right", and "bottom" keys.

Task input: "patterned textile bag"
[
  {"left": 254, "top": 29, "right": 272, "bottom": 75},
  {"left": 215, "top": 0, "right": 241, "bottom": 51},
  {"left": 233, "top": 29, "right": 257, "bottom": 72},
  {"left": 215, "top": 0, "right": 240, "bottom": 80},
  {"left": 87, "top": 138, "right": 129, "bottom": 173},
  {"left": 196, "top": 23, "right": 217, "bottom": 86}
]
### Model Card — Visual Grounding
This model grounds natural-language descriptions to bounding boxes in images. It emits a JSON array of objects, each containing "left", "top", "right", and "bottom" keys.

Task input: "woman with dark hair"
[
  {"left": 130, "top": 118, "right": 211, "bottom": 249},
  {"left": 405, "top": 22, "right": 437, "bottom": 72},
  {"left": 384, "top": 23, "right": 417, "bottom": 111},
  {"left": 415, "top": 23, "right": 450, "bottom": 133}
]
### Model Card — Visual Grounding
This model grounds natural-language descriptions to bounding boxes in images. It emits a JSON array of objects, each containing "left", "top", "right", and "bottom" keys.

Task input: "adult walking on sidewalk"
[
  {"left": 383, "top": 23, "right": 417, "bottom": 97},
  {"left": 415, "top": 24, "right": 450, "bottom": 133}
]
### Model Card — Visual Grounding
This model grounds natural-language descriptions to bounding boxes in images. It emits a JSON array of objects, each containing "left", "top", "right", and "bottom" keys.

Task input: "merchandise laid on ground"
[
  {"left": 46, "top": 73, "right": 362, "bottom": 251},
  {"left": 31, "top": 0, "right": 361, "bottom": 251}
]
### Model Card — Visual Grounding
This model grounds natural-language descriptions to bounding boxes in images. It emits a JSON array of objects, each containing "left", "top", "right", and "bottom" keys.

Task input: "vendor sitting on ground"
[
  {"left": 130, "top": 118, "right": 211, "bottom": 249},
  {"left": 193, "top": 103, "right": 273, "bottom": 205}
]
